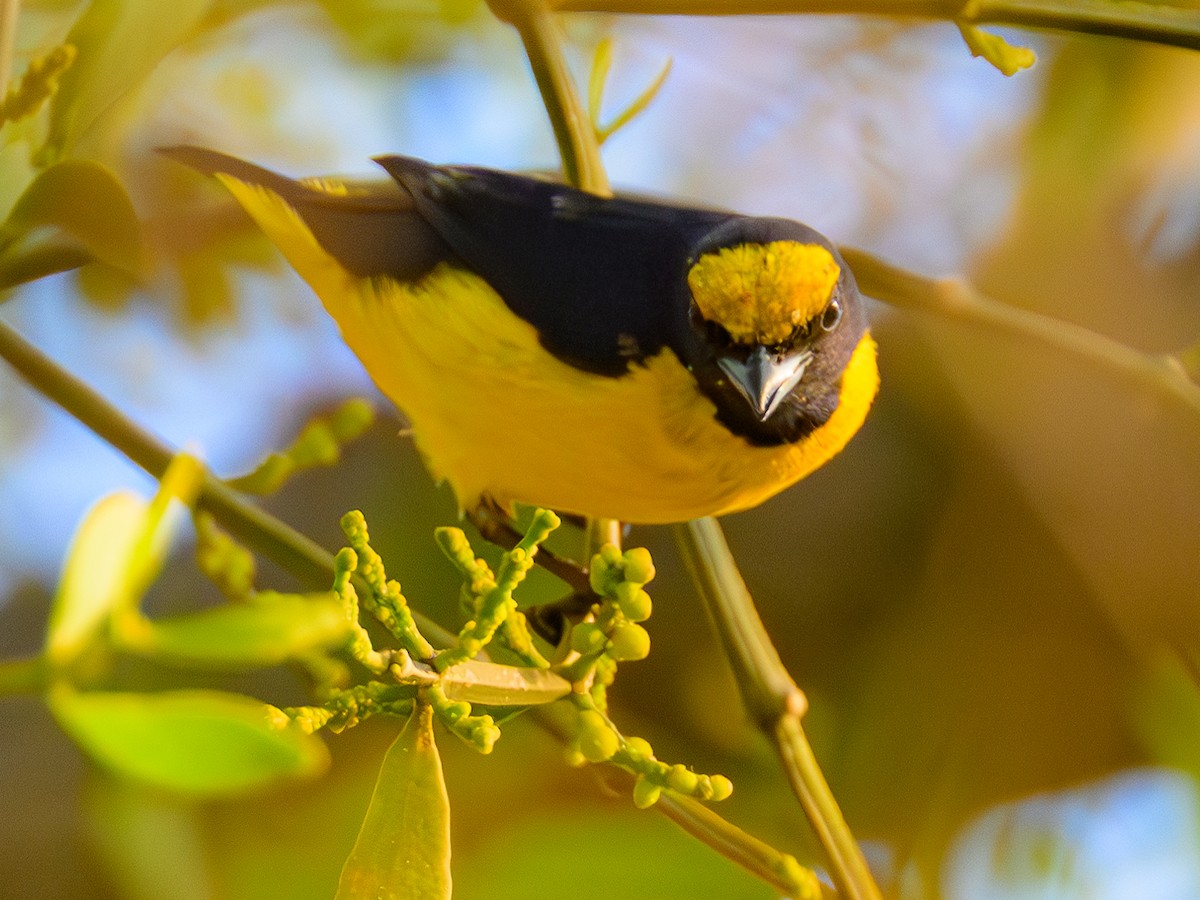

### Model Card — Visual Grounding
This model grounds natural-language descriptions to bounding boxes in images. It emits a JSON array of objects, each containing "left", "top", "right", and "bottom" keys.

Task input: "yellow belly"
[{"left": 220, "top": 177, "right": 879, "bottom": 524}]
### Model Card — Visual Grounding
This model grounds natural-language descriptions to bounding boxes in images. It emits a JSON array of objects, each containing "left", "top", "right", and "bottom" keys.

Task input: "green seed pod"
[
  {"left": 614, "top": 583, "right": 653, "bottom": 622},
  {"left": 621, "top": 547, "right": 655, "bottom": 585},
  {"left": 472, "top": 721, "right": 501, "bottom": 754},
  {"left": 624, "top": 736, "right": 654, "bottom": 760},
  {"left": 570, "top": 622, "right": 607, "bottom": 655},
  {"left": 666, "top": 764, "right": 699, "bottom": 794},
  {"left": 632, "top": 777, "right": 662, "bottom": 809},
  {"left": 709, "top": 774, "right": 733, "bottom": 801},
  {"left": 607, "top": 623, "right": 651, "bottom": 661},
  {"left": 577, "top": 710, "right": 619, "bottom": 762}
]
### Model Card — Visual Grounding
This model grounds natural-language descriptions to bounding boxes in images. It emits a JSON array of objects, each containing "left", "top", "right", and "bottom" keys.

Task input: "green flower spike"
[
  {"left": 229, "top": 398, "right": 374, "bottom": 495},
  {"left": 193, "top": 512, "right": 256, "bottom": 601},
  {"left": 426, "top": 683, "right": 500, "bottom": 753},
  {"left": 433, "top": 509, "right": 560, "bottom": 671},
  {"left": 339, "top": 511, "right": 435, "bottom": 661}
]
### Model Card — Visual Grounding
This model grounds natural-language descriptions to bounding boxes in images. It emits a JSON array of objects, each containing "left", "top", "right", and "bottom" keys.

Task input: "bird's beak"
[{"left": 717, "top": 346, "right": 812, "bottom": 421}]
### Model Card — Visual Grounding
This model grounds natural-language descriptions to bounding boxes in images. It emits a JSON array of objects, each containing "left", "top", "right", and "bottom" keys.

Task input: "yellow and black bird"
[{"left": 166, "top": 147, "right": 879, "bottom": 524}]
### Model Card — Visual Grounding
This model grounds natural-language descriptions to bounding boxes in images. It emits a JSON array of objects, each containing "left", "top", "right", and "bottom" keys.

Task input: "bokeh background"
[{"left": 3, "top": 2, "right": 1200, "bottom": 898}]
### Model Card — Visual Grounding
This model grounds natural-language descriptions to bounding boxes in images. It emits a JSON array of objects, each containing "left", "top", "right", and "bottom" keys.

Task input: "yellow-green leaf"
[
  {"left": 50, "top": 688, "right": 329, "bottom": 795},
  {"left": 46, "top": 454, "right": 204, "bottom": 664},
  {"left": 45, "top": 491, "right": 149, "bottom": 665},
  {"left": 957, "top": 23, "right": 1036, "bottom": 77},
  {"left": 41, "top": 0, "right": 214, "bottom": 161},
  {"left": 337, "top": 703, "right": 451, "bottom": 900},
  {"left": 439, "top": 659, "right": 571, "bottom": 706},
  {"left": 0, "top": 159, "right": 143, "bottom": 280},
  {"left": 134, "top": 592, "right": 353, "bottom": 668}
]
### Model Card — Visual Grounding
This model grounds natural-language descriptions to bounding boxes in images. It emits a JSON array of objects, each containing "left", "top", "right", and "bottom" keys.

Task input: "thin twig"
[
  {"left": 656, "top": 792, "right": 834, "bottom": 899},
  {"left": 532, "top": 703, "right": 829, "bottom": 898},
  {"left": 467, "top": 502, "right": 593, "bottom": 594},
  {"left": 548, "top": 0, "right": 1200, "bottom": 54},
  {"left": 488, "top": 0, "right": 611, "bottom": 196},
  {"left": 840, "top": 247, "right": 1200, "bottom": 419},
  {"left": 675, "top": 518, "right": 881, "bottom": 900}
]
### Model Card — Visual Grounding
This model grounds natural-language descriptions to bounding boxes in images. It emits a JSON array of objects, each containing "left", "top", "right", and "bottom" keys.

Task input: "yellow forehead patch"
[{"left": 686, "top": 241, "right": 841, "bottom": 345}]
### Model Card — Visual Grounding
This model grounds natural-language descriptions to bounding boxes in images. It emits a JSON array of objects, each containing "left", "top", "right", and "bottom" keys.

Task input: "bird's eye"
[{"left": 820, "top": 297, "right": 843, "bottom": 332}]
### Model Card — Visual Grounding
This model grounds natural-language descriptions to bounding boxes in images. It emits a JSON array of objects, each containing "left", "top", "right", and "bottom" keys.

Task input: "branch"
[
  {"left": 675, "top": 519, "right": 881, "bottom": 900},
  {"left": 547, "top": 0, "right": 1200, "bottom": 54},
  {"left": 840, "top": 247, "right": 1200, "bottom": 420},
  {"left": 488, "top": 0, "right": 611, "bottom": 196}
]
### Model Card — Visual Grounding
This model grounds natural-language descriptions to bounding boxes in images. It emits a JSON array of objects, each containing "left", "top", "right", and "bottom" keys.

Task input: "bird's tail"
[{"left": 160, "top": 146, "right": 451, "bottom": 281}]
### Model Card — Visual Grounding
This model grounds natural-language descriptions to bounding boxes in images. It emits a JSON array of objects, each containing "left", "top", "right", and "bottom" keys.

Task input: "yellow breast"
[{"left": 219, "top": 177, "right": 879, "bottom": 524}]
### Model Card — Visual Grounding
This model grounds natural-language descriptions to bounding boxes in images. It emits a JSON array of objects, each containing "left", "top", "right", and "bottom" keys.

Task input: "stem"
[
  {"left": 584, "top": 516, "right": 622, "bottom": 559},
  {"left": 489, "top": 0, "right": 611, "bottom": 196},
  {"left": 548, "top": 0, "right": 1200, "bottom": 53},
  {"left": 531, "top": 704, "right": 829, "bottom": 898},
  {"left": 0, "top": 319, "right": 334, "bottom": 587},
  {"left": 657, "top": 792, "right": 832, "bottom": 899},
  {"left": 0, "top": 0, "right": 18, "bottom": 96},
  {"left": 675, "top": 518, "right": 881, "bottom": 900},
  {"left": 840, "top": 247, "right": 1200, "bottom": 420}
]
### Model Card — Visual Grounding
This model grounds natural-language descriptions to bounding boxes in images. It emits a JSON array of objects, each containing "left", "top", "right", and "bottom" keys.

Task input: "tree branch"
[
  {"left": 675, "top": 518, "right": 881, "bottom": 900},
  {"left": 548, "top": 0, "right": 1200, "bottom": 54},
  {"left": 840, "top": 247, "right": 1200, "bottom": 419}
]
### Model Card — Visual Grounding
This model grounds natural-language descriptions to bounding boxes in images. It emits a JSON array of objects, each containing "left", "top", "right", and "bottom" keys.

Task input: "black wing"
[{"left": 373, "top": 155, "right": 735, "bottom": 374}]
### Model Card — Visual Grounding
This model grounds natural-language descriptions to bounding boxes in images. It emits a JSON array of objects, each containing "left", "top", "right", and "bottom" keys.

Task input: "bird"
[{"left": 164, "top": 147, "right": 879, "bottom": 525}]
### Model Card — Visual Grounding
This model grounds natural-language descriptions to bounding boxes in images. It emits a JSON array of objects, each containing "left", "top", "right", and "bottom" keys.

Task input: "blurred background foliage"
[{"left": 2, "top": 0, "right": 1200, "bottom": 898}]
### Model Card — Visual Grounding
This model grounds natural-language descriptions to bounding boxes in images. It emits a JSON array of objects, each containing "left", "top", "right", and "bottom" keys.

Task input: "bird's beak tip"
[{"left": 718, "top": 347, "right": 811, "bottom": 422}]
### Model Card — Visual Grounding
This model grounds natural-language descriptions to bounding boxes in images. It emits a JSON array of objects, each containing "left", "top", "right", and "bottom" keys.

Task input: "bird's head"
[{"left": 677, "top": 217, "right": 872, "bottom": 447}]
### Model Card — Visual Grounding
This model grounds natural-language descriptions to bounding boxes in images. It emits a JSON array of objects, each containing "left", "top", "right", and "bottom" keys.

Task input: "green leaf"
[
  {"left": 957, "top": 23, "right": 1036, "bottom": 77},
  {"left": 586, "top": 37, "right": 672, "bottom": 144},
  {"left": 0, "top": 159, "right": 143, "bottom": 286},
  {"left": 50, "top": 688, "right": 329, "bottom": 795},
  {"left": 134, "top": 591, "right": 353, "bottom": 668},
  {"left": 337, "top": 703, "right": 451, "bottom": 900},
  {"left": 45, "top": 491, "right": 150, "bottom": 665},
  {"left": 41, "top": 0, "right": 214, "bottom": 161}
]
